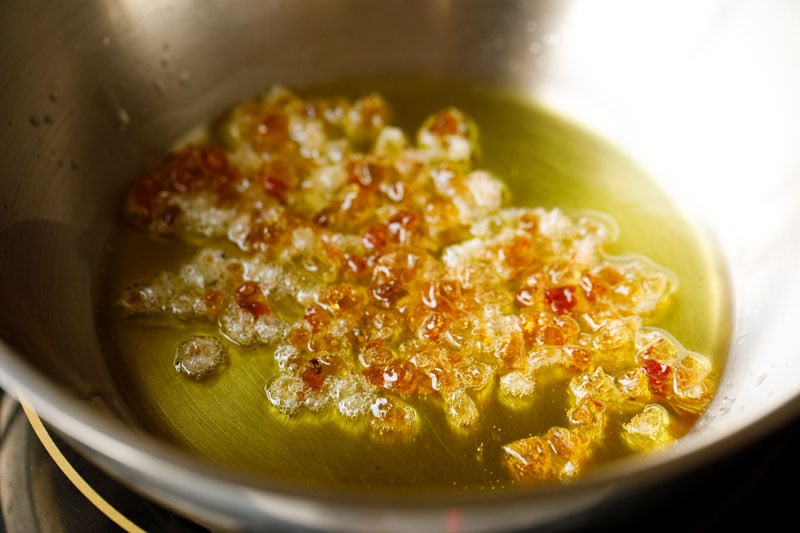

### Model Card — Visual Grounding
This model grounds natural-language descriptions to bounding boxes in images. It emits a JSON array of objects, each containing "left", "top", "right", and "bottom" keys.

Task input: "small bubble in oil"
[{"left": 476, "top": 441, "right": 485, "bottom": 461}]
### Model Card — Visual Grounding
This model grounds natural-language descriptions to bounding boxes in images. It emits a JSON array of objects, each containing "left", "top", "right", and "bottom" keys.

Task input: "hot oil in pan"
[{"left": 95, "top": 76, "right": 731, "bottom": 494}]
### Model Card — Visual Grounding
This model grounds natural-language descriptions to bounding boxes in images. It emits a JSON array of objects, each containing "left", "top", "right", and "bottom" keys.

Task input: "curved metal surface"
[{"left": 1, "top": 1, "right": 800, "bottom": 531}]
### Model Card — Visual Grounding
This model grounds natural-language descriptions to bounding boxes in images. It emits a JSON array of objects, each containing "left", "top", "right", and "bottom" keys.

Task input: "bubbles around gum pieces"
[{"left": 118, "top": 86, "right": 716, "bottom": 484}]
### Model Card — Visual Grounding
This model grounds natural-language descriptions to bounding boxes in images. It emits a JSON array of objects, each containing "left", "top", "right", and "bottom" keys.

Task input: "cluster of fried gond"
[{"left": 119, "top": 87, "right": 715, "bottom": 484}]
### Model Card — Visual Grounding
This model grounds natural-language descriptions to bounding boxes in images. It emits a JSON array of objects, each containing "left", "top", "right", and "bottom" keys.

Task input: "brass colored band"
[{"left": 19, "top": 396, "right": 147, "bottom": 533}]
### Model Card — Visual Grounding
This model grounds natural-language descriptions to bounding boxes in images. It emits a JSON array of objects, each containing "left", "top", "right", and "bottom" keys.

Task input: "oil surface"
[{"left": 96, "top": 76, "right": 731, "bottom": 494}]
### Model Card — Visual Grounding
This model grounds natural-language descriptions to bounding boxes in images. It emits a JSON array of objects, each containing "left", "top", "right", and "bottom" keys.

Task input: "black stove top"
[{"left": 1, "top": 391, "right": 797, "bottom": 532}]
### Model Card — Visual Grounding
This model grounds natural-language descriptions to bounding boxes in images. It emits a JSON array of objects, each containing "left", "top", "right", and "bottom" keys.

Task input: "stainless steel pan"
[{"left": 2, "top": 1, "right": 799, "bottom": 531}]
